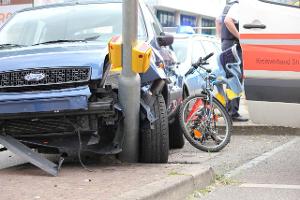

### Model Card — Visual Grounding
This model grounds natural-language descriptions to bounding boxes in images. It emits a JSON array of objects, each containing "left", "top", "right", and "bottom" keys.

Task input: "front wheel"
[
  {"left": 179, "top": 95, "right": 232, "bottom": 152},
  {"left": 139, "top": 94, "right": 169, "bottom": 163}
]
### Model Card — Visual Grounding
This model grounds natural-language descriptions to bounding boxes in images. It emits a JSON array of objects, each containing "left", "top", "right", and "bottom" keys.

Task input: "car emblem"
[{"left": 24, "top": 72, "right": 46, "bottom": 82}]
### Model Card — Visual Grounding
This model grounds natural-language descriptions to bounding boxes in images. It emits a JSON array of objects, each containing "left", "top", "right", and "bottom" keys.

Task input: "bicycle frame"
[
  {"left": 195, "top": 66, "right": 228, "bottom": 107},
  {"left": 185, "top": 68, "right": 220, "bottom": 128}
]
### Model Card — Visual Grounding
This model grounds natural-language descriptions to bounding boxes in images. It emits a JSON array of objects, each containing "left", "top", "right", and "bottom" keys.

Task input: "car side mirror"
[{"left": 157, "top": 34, "right": 174, "bottom": 47}]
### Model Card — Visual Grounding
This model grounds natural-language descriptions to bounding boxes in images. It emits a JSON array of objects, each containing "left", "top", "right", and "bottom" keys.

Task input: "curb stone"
[
  {"left": 233, "top": 125, "right": 300, "bottom": 135},
  {"left": 113, "top": 165, "right": 214, "bottom": 200}
]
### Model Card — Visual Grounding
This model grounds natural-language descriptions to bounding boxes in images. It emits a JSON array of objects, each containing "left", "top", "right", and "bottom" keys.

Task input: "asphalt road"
[{"left": 189, "top": 136, "right": 300, "bottom": 200}]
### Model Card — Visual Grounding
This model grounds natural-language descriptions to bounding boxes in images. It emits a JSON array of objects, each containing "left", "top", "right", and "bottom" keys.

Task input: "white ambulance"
[{"left": 240, "top": 0, "right": 300, "bottom": 128}]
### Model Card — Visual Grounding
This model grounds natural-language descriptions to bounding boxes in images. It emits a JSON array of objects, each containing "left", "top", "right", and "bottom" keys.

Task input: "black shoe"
[{"left": 231, "top": 115, "right": 249, "bottom": 122}]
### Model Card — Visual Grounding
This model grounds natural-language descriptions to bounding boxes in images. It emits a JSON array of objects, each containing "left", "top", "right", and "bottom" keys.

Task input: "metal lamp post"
[{"left": 119, "top": 0, "right": 141, "bottom": 162}]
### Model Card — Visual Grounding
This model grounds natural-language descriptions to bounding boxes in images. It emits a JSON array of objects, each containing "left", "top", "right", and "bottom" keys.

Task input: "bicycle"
[{"left": 179, "top": 52, "right": 233, "bottom": 152}]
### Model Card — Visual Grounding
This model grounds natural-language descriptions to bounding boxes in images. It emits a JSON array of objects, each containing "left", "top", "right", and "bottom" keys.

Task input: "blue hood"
[{"left": 0, "top": 42, "right": 108, "bottom": 80}]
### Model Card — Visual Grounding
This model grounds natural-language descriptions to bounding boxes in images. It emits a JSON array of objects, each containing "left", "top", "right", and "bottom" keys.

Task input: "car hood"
[{"left": 0, "top": 42, "right": 109, "bottom": 80}]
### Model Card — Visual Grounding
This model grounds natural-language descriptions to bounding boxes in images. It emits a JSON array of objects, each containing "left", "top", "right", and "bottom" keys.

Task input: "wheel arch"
[{"left": 183, "top": 84, "right": 190, "bottom": 98}]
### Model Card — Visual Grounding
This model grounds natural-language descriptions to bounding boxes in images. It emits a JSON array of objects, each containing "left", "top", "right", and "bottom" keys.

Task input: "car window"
[
  {"left": 138, "top": 8, "right": 148, "bottom": 41},
  {"left": 0, "top": 3, "right": 147, "bottom": 46},
  {"left": 191, "top": 40, "right": 206, "bottom": 63},
  {"left": 146, "top": 5, "right": 163, "bottom": 36},
  {"left": 172, "top": 39, "right": 189, "bottom": 63},
  {"left": 201, "top": 40, "right": 220, "bottom": 55},
  {"left": 259, "top": 0, "right": 300, "bottom": 7},
  {"left": 200, "top": 40, "right": 221, "bottom": 69}
]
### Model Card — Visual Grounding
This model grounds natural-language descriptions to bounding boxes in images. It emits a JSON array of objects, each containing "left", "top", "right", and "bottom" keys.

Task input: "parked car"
[
  {"left": 0, "top": 0, "right": 185, "bottom": 175},
  {"left": 172, "top": 34, "right": 221, "bottom": 96}
]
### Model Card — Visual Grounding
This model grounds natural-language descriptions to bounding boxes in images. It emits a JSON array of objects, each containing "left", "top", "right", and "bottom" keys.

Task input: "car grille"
[
  {"left": 2, "top": 118, "right": 75, "bottom": 136},
  {"left": 0, "top": 67, "right": 91, "bottom": 88}
]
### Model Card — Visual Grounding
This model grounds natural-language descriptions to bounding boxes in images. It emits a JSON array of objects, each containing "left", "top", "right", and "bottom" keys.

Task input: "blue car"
[{"left": 0, "top": 0, "right": 185, "bottom": 175}]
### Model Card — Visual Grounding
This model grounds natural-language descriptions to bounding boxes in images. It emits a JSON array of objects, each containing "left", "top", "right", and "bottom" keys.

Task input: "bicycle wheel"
[{"left": 179, "top": 94, "right": 232, "bottom": 152}]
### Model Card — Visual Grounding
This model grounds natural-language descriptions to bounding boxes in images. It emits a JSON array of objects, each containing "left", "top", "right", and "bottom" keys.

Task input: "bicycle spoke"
[
  {"left": 180, "top": 95, "right": 232, "bottom": 152},
  {"left": 185, "top": 99, "right": 203, "bottom": 123}
]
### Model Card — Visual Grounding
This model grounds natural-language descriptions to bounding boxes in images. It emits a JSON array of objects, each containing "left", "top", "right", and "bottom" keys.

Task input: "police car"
[{"left": 172, "top": 33, "right": 221, "bottom": 96}]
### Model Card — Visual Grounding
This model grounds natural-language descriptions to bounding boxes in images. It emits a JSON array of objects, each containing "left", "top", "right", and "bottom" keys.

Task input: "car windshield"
[
  {"left": 172, "top": 39, "right": 189, "bottom": 64},
  {"left": 0, "top": 3, "right": 146, "bottom": 46}
]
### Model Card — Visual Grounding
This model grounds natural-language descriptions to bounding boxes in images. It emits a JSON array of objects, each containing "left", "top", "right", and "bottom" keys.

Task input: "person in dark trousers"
[{"left": 221, "top": 0, "right": 248, "bottom": 122}]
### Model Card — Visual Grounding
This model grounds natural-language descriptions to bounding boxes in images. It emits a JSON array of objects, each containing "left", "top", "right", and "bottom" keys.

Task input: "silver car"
[{"left": 172, "top": 34, "right": 221, "bottom": 96}]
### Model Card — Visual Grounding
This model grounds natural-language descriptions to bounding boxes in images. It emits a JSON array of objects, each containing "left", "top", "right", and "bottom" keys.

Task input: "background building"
[
  {"left": 0, "top": 0, "right": 226, "bottom": 33},
  {"left": 0, "top": 0, "right": 32, "bottom": 5},
  {"left": 0, "top": 0, "right": 68, "bottom": 26},
  {"left": 145, "top": 0, "right": 226, "bottom": 35},
  {"left": 0, "top": 0, "right": 32, "bottom": 26},
  {"left": 0, "top": 0, "right": 68, "bottom": 6}
]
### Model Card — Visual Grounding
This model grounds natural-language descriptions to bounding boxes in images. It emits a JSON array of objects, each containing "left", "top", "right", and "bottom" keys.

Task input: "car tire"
[
  {"left": 169, "top": 88, "right": 188, "bottom": 149},
  {"left": 140, "top": 94, "right": 169, "bottom": 163},
  {"left": 169, "top": 112, "right": 185, "bottom": 149}
]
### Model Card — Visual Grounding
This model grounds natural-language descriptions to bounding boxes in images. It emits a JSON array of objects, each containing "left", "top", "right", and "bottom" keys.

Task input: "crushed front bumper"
[
  {"left": 0, "top": 86, "right": 90, "bottom": 115},
  {"left": 0, "top": 86, "right": 114, "bottom": 119}
]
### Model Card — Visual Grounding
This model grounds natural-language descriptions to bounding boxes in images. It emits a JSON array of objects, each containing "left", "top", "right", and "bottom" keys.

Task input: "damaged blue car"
[{"left": 0, "top": 0, "right": 185, "bottom": 175}]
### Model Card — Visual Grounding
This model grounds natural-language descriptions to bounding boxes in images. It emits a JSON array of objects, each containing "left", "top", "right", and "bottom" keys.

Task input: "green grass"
[
  {"left": 215, "top": 174, "right": 240, "bottom": 186},
  {"left": 168, "top": 170, "right": 187, "bottom": 176},
  {"left": 186, "top": 173, "right": 240, "bottom": 199}
]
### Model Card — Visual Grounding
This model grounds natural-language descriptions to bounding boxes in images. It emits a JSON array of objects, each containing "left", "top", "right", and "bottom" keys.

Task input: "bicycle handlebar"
[
  {"left": 185, "top": 68, "right": 195, "bottom": 76},
  {"left": 187, "top": 52, "right": 214, "bottom": 76},
  {"left": 203, "top": 52, "right": 214, "bottom": 61}
]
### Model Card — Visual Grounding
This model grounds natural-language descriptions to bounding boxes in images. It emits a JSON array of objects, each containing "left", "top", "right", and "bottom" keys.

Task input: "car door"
[{"left": 240, "top": 0, "right": 300, "bottom": 128}]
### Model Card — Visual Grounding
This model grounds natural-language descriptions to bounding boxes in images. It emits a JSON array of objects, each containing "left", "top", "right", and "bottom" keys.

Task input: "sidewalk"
[
  {"left": 0, "top": 156, "right": 214, "bottom": 200},
  {"left": 233, "top": 98, "right": 299, "bottom": 135},
  {"left": 0, "top": 99, "right": 298, "bottom": 200}
]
